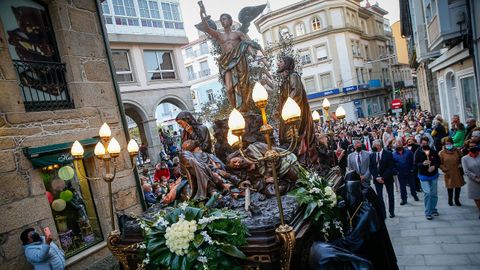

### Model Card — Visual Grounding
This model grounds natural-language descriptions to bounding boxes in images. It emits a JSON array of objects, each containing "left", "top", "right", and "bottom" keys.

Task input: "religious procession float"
[{"left": 105, "top": 2, "right": 399, "bottom": 269}]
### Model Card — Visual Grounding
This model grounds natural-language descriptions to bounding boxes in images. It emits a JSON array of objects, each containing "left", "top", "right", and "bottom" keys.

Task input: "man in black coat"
[{"left": 370, "top": 139, "right": 396, "bottom": 219}]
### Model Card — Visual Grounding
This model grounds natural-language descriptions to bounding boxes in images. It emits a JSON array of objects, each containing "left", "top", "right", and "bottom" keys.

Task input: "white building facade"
[
  {"left": 101, "top": 0, "right": 194, "bottom": 162},
  {"left": 182, "top": 37, "right": 223, "bottom": 115},
  {"left": 255, "top": 0, "right": 393, "bottom": 122}
]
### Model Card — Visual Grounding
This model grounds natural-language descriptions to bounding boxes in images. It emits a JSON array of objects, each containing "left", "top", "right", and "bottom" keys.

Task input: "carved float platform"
[{"left": 107, "top": 168, "right": 343, "bottom": 269}]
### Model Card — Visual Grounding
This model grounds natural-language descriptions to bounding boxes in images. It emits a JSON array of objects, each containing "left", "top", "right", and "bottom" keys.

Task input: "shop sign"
[
  {"left": 343, "top": 85, "right": 358, "bottom": 93},
  {"left": 353, "top": 99, "right": 362, "bottom": 106},
  {"left": 307, "top": 88, "right": 340, "bottom": 100}
]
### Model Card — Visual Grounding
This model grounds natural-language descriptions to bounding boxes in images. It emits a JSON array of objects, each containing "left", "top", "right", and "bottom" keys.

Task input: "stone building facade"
[{"left": 0, "top": 0, "right": 142, "bottom": 269}]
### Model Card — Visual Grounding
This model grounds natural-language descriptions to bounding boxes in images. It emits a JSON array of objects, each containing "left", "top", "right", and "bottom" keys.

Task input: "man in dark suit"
[{"left": 370, "top": 139, "right": 396, "bottom": 219}]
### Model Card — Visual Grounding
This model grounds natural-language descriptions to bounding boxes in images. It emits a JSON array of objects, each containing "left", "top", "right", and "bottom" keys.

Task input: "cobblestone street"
[{"left": 384, "top": 175, "right": 480, "bottom": 270}]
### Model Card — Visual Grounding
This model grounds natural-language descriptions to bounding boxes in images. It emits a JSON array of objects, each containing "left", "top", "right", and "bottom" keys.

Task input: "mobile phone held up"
[{"left": 44, "top": 227, "right": 51, "bottom": 238}]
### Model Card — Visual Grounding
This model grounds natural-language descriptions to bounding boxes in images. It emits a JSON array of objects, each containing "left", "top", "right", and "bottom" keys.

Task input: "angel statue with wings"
[{"left": 197, "top": 1, "right": 268, "bottom": 112}]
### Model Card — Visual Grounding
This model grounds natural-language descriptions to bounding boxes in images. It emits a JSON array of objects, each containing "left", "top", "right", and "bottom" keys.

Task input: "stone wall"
[{"left": 0, "top": 0, "right": 142, "bottom": 269}]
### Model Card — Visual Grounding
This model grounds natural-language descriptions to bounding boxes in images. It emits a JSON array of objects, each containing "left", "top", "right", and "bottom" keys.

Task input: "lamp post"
[
  {"left": 228, "top": 82, "right": 299, "bottom": 270},
  {"left": 322, "top": 98, "right": 331, "bottom": 130},
  {"left": 71, "top": 123, "right": 139, "bottom": 231}
]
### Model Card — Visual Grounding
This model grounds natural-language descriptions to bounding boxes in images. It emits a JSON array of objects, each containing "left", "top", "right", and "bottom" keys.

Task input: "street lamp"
[
  {"left": 322, "top": 98, "right": 331, "bottom": 129},
  {"left": 228, "top": 82, "right": 299, "bottom": 270},
  {"left": 71, "top": 123, "right": 139, "bottom": 231}
]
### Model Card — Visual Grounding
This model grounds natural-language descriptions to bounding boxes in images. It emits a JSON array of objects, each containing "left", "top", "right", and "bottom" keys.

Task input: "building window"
[
  {"left": 304, "top": 77, "right": 316, "bottom": 93},
  {"left": 186, "top": 66, "right": 196, "bottom": 81},
  {"left": 199, "top": 42, "right": 209, "bottom": 55},
  {"left": 1, "top": 0, "right": 74, "bottom": 111},
  {"left": 315, "top": 44, "right": 328, "bottom": 61},
  {"left": 300, "top": 50, "right": 312, "bottom": 65},
  {"left": 185, "top": 47, "right": 195, "bottom": 58},
  {"left": 161, "top": 2, "right": 183, "bottom": 29},
  {"left": 295, "top": 23, "right": 305, "bottom": 36},
  {"left": 138, "top": 0, "right": 163, "bottom": 27},
  {"left": 112, "top": 0, "right": 139, "bottom": 26},
  {"left": 37, "top": 160, "right": 103, "bottom": 258},
  {"left": 425, "top": 4, "right": 432, "bottom": 22},
  {"left": 320, "top": 73, "right": 332, "bottom": 90},
  {"left": 199, "top": 60, "right": 210, "bottom": 77},
  {"left": 312, "top": 17, "right": 321, "bottom": 31},
  {"left": 144, "top": 50, "right": 176, "bottom": 80},
  {"left": 207, "top": 89, "right": 214, "bottom": 102},
  {"left": 364, "top": 45, "right": 370, "bottom": 60},
  {"left": 461, "top": 76, "right": 478, "bottom": 120},
  {"left": 112, "top": 50, "right": 134, "bottom": 82}
]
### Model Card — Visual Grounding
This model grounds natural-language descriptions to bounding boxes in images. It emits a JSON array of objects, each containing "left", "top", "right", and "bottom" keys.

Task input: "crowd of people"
[
  {"left": 314, "top": 110, "right": 480, "bottom": 220},
  {"left": 138, "top": 109, "right": 480, "bottom": 221}
]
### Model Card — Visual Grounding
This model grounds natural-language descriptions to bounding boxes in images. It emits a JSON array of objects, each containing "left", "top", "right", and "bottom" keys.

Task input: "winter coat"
[
  {"left": 23, "top": 236, "right": 65, "bottom": 270},
  {"left": 439, "top": 149, "right": 465, "bottom": 188},
  {"left": 461, "top": 154, "right": 480, "bottom": 200}
]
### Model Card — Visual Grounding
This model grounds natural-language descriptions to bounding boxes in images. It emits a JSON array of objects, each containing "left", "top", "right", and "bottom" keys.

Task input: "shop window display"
[{"left": 41, "top": 162, "right": 103, "bottom": 257}]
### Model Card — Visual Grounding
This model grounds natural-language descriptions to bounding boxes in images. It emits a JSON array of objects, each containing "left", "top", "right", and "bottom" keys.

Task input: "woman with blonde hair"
[{"left": 439, "top": 137, "right": 465, "bottom": 206}]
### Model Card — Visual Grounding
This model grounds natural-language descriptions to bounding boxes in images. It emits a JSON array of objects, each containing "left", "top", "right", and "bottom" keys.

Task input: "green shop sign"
[{"left": 23, "top": 138, "right": 98, "bottom": 168}]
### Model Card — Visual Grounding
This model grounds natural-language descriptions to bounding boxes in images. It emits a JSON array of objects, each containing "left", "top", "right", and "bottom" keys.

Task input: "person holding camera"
[{"left": 21, "top": 227, "right": 65, "bottom": 270}]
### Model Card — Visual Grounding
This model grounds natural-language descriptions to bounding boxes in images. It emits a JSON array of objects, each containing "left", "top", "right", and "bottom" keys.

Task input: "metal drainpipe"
[{"left": 94, "top": 0, "right": 146, "bottom": 211}]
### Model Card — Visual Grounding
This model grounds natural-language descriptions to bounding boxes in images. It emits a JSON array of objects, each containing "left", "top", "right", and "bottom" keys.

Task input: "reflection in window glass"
[
  {"left": 461, "top": 76, "right": 479, "bottom": 120},
  {"left": 112, "top": 50, "right": 134, "bottom": 82},
  {"left": 144, "top": 50, "right": 176, "bottom": 80},
  {"left": 42, "top": 162, "right": 103, "bottom": 258}
]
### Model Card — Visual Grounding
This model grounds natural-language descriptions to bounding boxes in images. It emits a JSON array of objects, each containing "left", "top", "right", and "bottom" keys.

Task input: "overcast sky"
[{"left": 178, "top": 0, "right": 400, "bottom": 42}]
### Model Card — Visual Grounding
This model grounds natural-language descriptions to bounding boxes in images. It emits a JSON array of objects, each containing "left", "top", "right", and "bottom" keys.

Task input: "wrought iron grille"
[{"left": 13, "top": 60, "right": 74, "bottom": 111}]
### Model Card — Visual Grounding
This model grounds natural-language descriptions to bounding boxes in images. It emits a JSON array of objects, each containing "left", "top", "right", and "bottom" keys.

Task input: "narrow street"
[{"left": 384, "top": 175, "right": 480, "bottom": 270}]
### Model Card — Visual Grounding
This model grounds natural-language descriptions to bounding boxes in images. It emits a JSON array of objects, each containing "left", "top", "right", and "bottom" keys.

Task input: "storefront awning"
[{"left": 23, "top": 138, "right": 99, "bottom": 168}]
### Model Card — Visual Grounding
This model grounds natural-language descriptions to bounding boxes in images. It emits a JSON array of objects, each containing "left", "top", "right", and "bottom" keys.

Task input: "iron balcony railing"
[{"left": 13, "top": 60, "right": 74, "bottom": 111}]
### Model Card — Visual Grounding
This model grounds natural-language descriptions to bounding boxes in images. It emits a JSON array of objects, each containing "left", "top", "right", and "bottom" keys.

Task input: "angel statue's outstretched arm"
[{"left": 198, "top": 1, "right": 220, "bottom": 40}]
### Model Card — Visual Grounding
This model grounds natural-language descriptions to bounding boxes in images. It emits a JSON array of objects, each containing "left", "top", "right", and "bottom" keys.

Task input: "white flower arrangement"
[{"left": 165, "top": 219, "right": 197, "bottom": 256}]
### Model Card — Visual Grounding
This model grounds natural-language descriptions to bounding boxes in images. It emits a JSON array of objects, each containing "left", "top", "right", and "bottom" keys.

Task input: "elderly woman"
[
  {"left": 439, "top": 137, "right": 465, "bottom": 206},
  {"left": 461, "top": 140, "right": 480, "bottom": 219},
  {"left": 175, "top": 111, "right": 212, "bottom": 153}
]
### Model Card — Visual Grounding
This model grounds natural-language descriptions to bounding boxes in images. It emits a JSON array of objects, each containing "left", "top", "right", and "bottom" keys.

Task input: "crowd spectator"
[
  {"left": 461, "top": 140, "right": 480, "bottom": 219},
  {"left": 347, "top": 140, "right": 371, "bottom": 183},
  {"left": 452, "top": 123, "right": 466, "bottom": 148},
  {"left": 153, "top": 162, "right": 170, "bottom": 182},
  {"left": 370, "top": 139, "right": 395, "bottom": 219},
  {"left": 414, "top": 137, "right": 441, "bottom": 220},
  {"left": 393, "top": 139, "right": 419, "bottom": 205},
  {"left": 439, "top": 137, "right": 465, "bottom": 206},
  {"left": 21, "top": 228, "right": 65, "bottom": 270}
]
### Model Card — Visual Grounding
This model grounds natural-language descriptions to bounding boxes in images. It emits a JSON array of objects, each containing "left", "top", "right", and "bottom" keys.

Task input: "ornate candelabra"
[
  {"left": 335, "top": 106, "right": 346, "bottom": 128},
  {"left": 70, "top": 123, "right": 139, "bottom": 231},
  {"left": 322, "top": 98, "right": 331, "bottom": 130},
  {"left": 227, "top": 82, "right": 301, "bottom": 270},
  {"left": 312, "top": 110, "right": 321, "bottom": 132}
]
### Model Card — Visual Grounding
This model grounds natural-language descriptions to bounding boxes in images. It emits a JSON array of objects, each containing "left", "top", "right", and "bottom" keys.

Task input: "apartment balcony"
[{"left": 427, "top": 0, "right": 469, "bottom": 51}]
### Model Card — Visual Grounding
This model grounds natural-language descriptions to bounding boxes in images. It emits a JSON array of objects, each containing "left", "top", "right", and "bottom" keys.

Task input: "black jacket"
[
  {"left": 369, "top": 150, "right": 395, "bottom": 182},
  {"left": 413, "top": 148, "right": 441, "bottom": 177}
]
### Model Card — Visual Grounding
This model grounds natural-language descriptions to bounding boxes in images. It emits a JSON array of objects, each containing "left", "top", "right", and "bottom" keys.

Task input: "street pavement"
[{"left": 382, "top": 175, "right": 480, "bottom": 270}]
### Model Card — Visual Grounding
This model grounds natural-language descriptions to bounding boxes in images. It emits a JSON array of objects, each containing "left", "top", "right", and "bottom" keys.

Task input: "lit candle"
[
  {"left": 252, "top": 82, "right": 268, "bottom": 103},
  {"left": 71, "top": 141, "right": 84, "bottom": 157},
  {"left": 228, "top": 109, "right": 245, "bottom": 131},
  {"left": 281, "top": 97, "right": 301, "bottom": 121}
]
